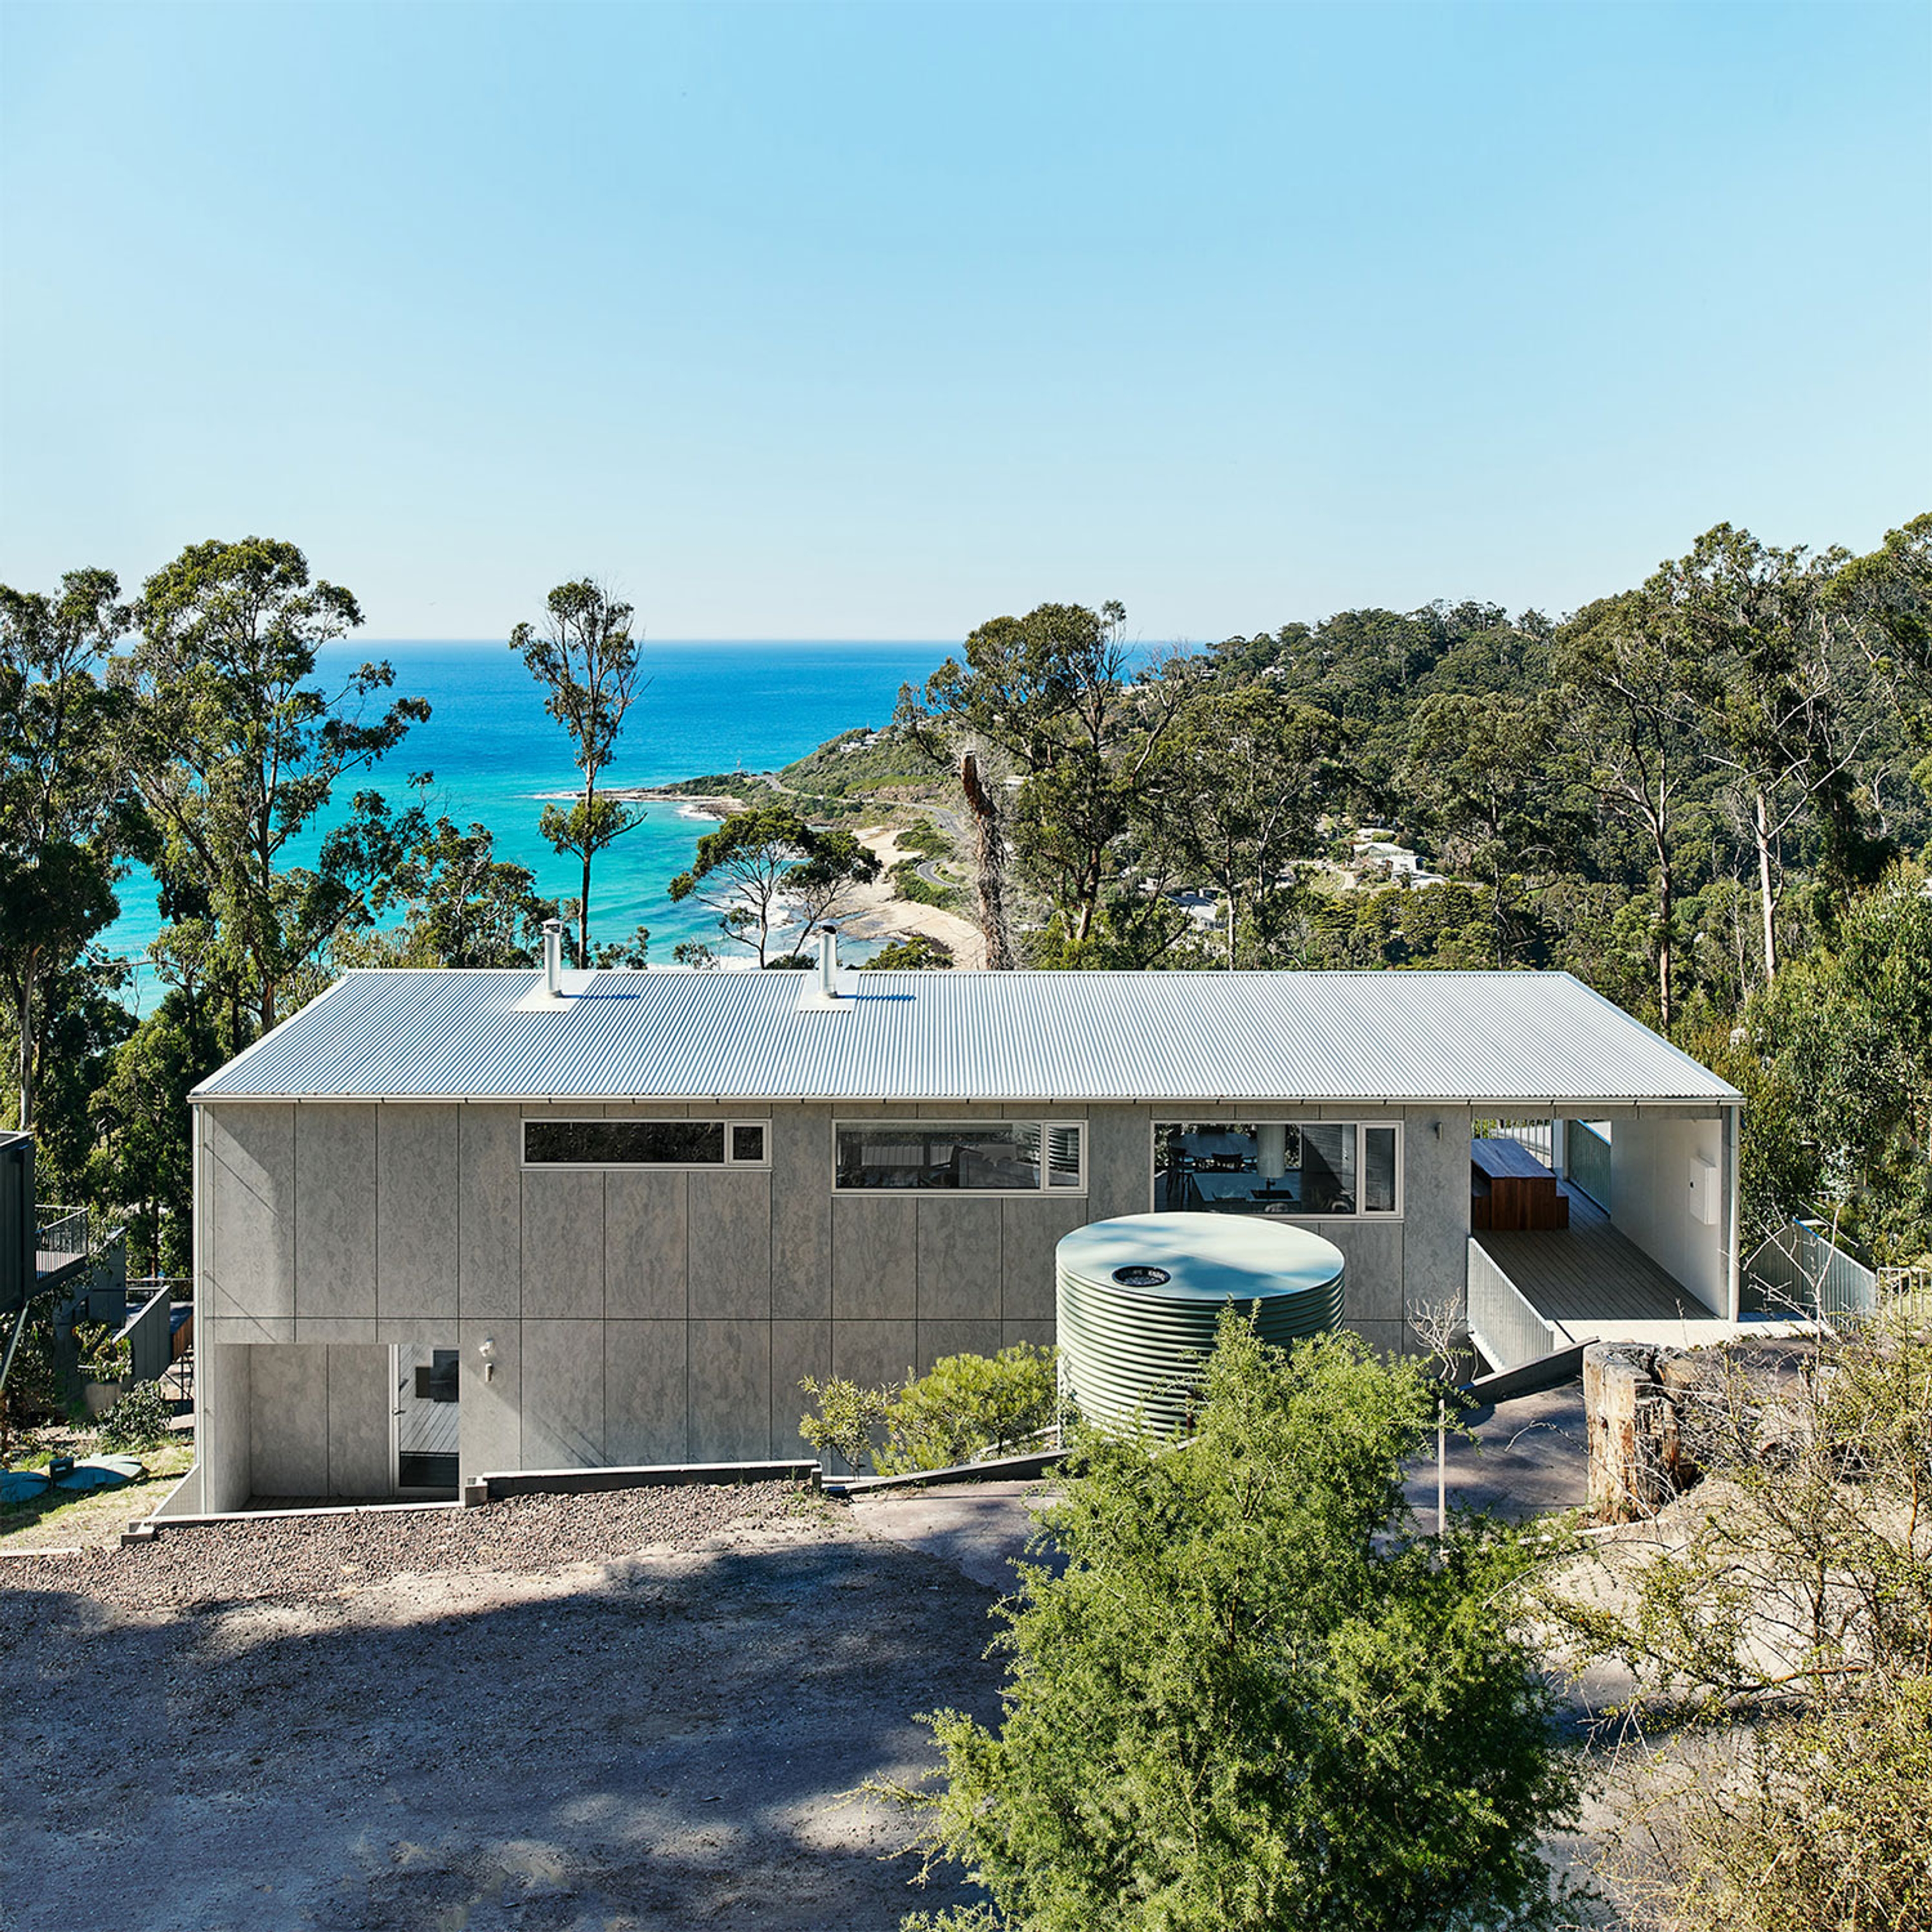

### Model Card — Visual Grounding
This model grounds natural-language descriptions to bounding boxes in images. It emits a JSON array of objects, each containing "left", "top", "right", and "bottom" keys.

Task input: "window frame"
[
  {"left": 519, "top": 1116, "right": 773, "bottom": 1172},
  {"left": 1150, "top": 1119, "right": 1405, "bottom": 1221},
  {"left": 831, "top": 1117, "right": 1089, "bottom": 1196}
]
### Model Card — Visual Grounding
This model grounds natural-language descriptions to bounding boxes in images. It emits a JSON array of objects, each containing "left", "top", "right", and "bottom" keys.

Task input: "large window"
[
  {"left": 835, "top": 1120, "right": 1085, "bottom": 1193},
  {"left": 1154, "top": 1121, "right": 1401, "bottom": 1219},
  {"left": 522, "top": 1119, "right": 770, "bottom": 1168}
]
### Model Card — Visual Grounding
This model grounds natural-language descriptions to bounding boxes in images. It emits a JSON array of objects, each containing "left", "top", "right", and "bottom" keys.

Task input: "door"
[{"left": 394, "top": 1343, "right": 460, "bottom": 1495}]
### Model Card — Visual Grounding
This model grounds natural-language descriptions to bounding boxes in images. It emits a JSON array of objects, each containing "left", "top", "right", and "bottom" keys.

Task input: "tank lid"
[{"left": 1057, "top": 1212, "right": 1344, "bottom": 1303}]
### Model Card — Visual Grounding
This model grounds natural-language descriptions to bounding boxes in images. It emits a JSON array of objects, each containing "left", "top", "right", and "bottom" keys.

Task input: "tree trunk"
[
  {"left": 579, "top": 773, "right": 597, "bottom": 968},
  {"left": 14, "top": 958, "right": 35, "bottom": 1130},
  {"left": 1754, "top": 790, "right": 1779, "bottom": 985},
  {"left": 959, "top": 752, "right": 1015, "bottom": 970},
  {"left": 1655, "top": 844, "right": 1674, "bottom": 1031}
]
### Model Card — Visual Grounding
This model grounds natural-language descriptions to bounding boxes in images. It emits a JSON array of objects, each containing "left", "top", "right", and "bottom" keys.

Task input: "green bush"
[
  {"left": 74, "top": 1320, "right": 131, "bottom": 1382},
  {"left": 864, "top": 934, "right": 955, "bottom": 971},
  {"left": 875, "top": 1345, "right": 1059, "bottom": 1475},
  {"left": 890, "top": 859, "right": 957, "bottom": 910},
  {"left": 797, "top": 1374, "right": 892, "bottom": 1472},
  {"left": 897, "top": 818, "right": 950, "bottom": 858},
  {"left": 98, "top": 1379, "right": 175, "bottom": 1452},
  {"left": 893, "top": 1311, "right": 1578, "bottom": 1931},
  {"left": 799, "top": 1344, "right": 1061, "bottom": 1477}
]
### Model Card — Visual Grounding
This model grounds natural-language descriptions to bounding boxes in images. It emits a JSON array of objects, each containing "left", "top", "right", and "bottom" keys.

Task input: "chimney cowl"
[
  {"left": 542, "top": 919, "right": 567, "bottom": 998},
  {"left": 817, "top": 924, "right": 840, "bottom": 1001}
]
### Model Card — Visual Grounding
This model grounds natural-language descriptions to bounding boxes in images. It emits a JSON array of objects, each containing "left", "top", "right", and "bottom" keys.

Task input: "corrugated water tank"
[{"left": 1056, "top": 1211, "right": 1346, "bottom": 1434}]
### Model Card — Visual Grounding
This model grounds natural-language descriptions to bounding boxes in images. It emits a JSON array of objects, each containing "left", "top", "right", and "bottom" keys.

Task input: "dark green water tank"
[{"left": 1056, "top": 1211, "right": 1346, "bottom": 1434}]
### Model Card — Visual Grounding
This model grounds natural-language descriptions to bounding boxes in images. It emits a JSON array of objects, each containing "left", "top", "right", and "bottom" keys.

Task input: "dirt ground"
[
  {"left": 0, "top": 1484, "right": 1008, "bottom": 1932},
  {"left": 1, "top": 1392, "right": 1607, "bottom": 1932}
]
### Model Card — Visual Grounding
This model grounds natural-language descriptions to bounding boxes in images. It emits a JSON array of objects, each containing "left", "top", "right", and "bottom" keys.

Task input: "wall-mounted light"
[{"left": 478, "top": 1335, "right": 498, "bottom": 1384}]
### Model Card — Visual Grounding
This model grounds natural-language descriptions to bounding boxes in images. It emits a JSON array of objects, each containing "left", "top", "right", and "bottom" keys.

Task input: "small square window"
[{"left": 730, "top": 1122, "right": 767, "bottom": 1165}]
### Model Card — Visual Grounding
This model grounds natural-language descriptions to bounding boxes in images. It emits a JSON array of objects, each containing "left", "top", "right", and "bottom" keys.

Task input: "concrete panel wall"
[
  {"left": 197, "top": 1334, "right": 252, "bottom": 1514},
  {"left": 241, "top": 1342, "right": 394, "bottom": 1501},
  {"left": 294, "top": 1106, "right": 377, "bottom": 1320},
  {"left": 1400, "top": 1106, "right": 1474, "bottom": 1336},
  {"left": 204, "top": 1105, "right": 295, "bottom": 1337},
  {"left": 200, "top": 1093, "right": 1480, "bottom": 1494},
  {"left": 1608, "top": 1111, "right": 1726, "bottom": 1315},
  {"left": 521, "top": 1318, "right": 605, "bottom": 1466},
  {"left": 377, "top": 1106, "right": 459, "bottom": 1320},
  {"left": 326, "top": 1344, "right": 393, "bottom": 1495},
  {"left": 607, "top": 1320, "right": 687, "bottom": 1463}
]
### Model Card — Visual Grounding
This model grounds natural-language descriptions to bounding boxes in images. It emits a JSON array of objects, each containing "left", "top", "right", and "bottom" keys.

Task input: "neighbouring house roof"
[{"left": 191, "top": 968, "right": 1743, "bottom": 1108}]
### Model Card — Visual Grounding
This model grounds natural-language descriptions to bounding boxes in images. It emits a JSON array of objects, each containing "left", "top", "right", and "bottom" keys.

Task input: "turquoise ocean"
[{"left": 102, "top": 639, "right": 956, "bottom": 1011}]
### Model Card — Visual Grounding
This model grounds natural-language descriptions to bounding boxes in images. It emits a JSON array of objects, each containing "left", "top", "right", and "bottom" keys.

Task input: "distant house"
[{"left": 171, "top": 935, "right": 1745, "bottom": 1514}]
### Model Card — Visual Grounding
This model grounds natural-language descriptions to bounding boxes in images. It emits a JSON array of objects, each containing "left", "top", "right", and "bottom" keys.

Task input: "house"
[{"left": 168, "top": 931, "right": 1745, "bottom": 1514}]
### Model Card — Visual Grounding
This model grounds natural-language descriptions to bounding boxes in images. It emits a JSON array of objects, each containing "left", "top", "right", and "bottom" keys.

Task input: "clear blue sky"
[{"left": 3, "top": 1, "right": 1926, "bottom": 641}]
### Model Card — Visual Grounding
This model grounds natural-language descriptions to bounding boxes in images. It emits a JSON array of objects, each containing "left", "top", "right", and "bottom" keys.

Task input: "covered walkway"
[{"left": 1474, "top": 1184, "right": 1715, "bottom": 1332}]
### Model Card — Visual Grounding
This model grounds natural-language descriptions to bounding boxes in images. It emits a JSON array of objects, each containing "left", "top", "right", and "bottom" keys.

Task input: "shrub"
[
  {"left": 891, "top": 1311, "right": 1578, "bottom": 1932},
  {"left": 890, "top": 859, "right": 956, "bottom": 909},
  {"left": 797, "top": 1374, "right": 892, "bottom": 1472},
  {"left": 865, "top": 934, "right": 955, "bottom": 971},
  {"left": 799, "top": 1344, "right": 1061, "bottom": 1477},
  {"left": 98, "top": 1379, "right": 175, "bottom": 1452},
  {"left": 874, "top": 1345, "right": 1058, "bottom": 1476},
  {"left": 74, "top": 1320, "right": 131, "bottom": 1382},
  {"left": 1548, "top": 1310, "right": 1932, "bottom": 1931}
]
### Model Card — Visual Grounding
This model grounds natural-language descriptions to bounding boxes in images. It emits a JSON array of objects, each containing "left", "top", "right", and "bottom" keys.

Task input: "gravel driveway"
[{"left": 1, "top": 1484, "right": 1005, "bottom": 1931}]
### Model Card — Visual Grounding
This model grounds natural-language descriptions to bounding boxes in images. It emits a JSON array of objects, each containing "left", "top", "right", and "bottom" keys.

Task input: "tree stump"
[{"left": 1584, "top": 1341, "right": 1682, "bottom": 1520}]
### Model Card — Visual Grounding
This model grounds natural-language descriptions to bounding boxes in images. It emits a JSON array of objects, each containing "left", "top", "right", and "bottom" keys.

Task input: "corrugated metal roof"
[{"left": 191, "top": 968, "right": 1743, "bottom": 1106}]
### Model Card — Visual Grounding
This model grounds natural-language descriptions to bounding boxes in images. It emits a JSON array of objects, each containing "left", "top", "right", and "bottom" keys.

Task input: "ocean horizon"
[{"left": 102, "top": 638, "right": 960, "bottom": 1010}]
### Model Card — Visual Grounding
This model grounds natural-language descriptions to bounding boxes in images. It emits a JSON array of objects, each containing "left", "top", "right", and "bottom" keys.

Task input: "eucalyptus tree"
[
  {"left": 667, "top": 802, "right": 878, "bottom": 965},
  {"left": 0, "top": 568, "right": 136, "bottom": 1127},
  {"left": 901, "top": 601, "right": 1189, "bottom": 962},
  {"left": 1647, "top": 525, "right": 1867, "bottom": 987},
  {"left": 321, "top": 778, "right": 559, "bottom": 967},
  {"left": 1830, "top": 509, "right": 1932, "bottom": 792},
  {"left": 1154, "top": 683, "right": 1340, "bottom": 968},
  {"left": 511, "top": 578, "right": 646, "bottom": 965},
  {"left": 130, "top": 537, "right": 427, "bottom": 1035},
  {"left": 1398, "top": 692, "right": 1579, "bottom": 971},
  {"left": 1550, "top": 591, "right": 1702, "bottom": 1027}
]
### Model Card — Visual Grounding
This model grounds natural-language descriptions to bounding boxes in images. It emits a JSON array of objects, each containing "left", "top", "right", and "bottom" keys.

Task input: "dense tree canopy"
[
  {"left": 899, "top": 1313, "right": 1577, "bottom": 1932},
  {"left": 128, "top": 536, "right": 427, "bottom": 1033}
]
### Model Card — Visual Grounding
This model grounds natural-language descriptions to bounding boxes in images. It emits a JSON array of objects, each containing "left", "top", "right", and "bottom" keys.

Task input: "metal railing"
[
  {"left": 1565, "top": 1120, "right": 1613, "bottom": 1212},
  {"left": 128, "top": 1275, "right": 194, "bottom": 1304},
  {"left": 113, "top": 1282, "right": 173, "bottom": 1386},
  {"left": 1746, "top": 1220, "right": 1877, "bottom": 1320},
  {"left": 35, "top": 1205, "right": 89, "bottom": 1257},
  {"left": 1467, "top": 1237, "right": 1571, "bottom": 1374},
  {"left": 1879, "top": 1264, "right": 1932, "bottom": 1318},
  {"left": 1476, "top": 1118, "right": 1555, "bottom": 1167}
]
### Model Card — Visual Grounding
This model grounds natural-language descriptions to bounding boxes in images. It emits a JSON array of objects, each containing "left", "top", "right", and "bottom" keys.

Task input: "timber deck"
[{"left": 1473, "top": 1184, "right": 1716, "bottom": 1329}]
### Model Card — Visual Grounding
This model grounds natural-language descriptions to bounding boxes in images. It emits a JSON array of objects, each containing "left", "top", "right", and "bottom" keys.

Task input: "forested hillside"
[{"left": 4, "top": 515, "right": 1929, "bottom": 1277}]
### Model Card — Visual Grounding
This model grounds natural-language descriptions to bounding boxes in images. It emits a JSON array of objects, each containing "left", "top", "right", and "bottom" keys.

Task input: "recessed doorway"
[{"left": 393, "top": 1344, "right": 459, "bottom": 1496}]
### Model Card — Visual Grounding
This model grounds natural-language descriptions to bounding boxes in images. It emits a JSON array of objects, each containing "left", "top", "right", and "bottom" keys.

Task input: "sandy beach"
[{"left": 839, "top": 824, "right": 986, "bottom": 967}]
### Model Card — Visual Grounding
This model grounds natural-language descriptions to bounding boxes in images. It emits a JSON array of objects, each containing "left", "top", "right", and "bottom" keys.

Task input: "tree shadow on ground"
[{"left": 0, "top": 1526, "right": 1006, "bottom": 1932}]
